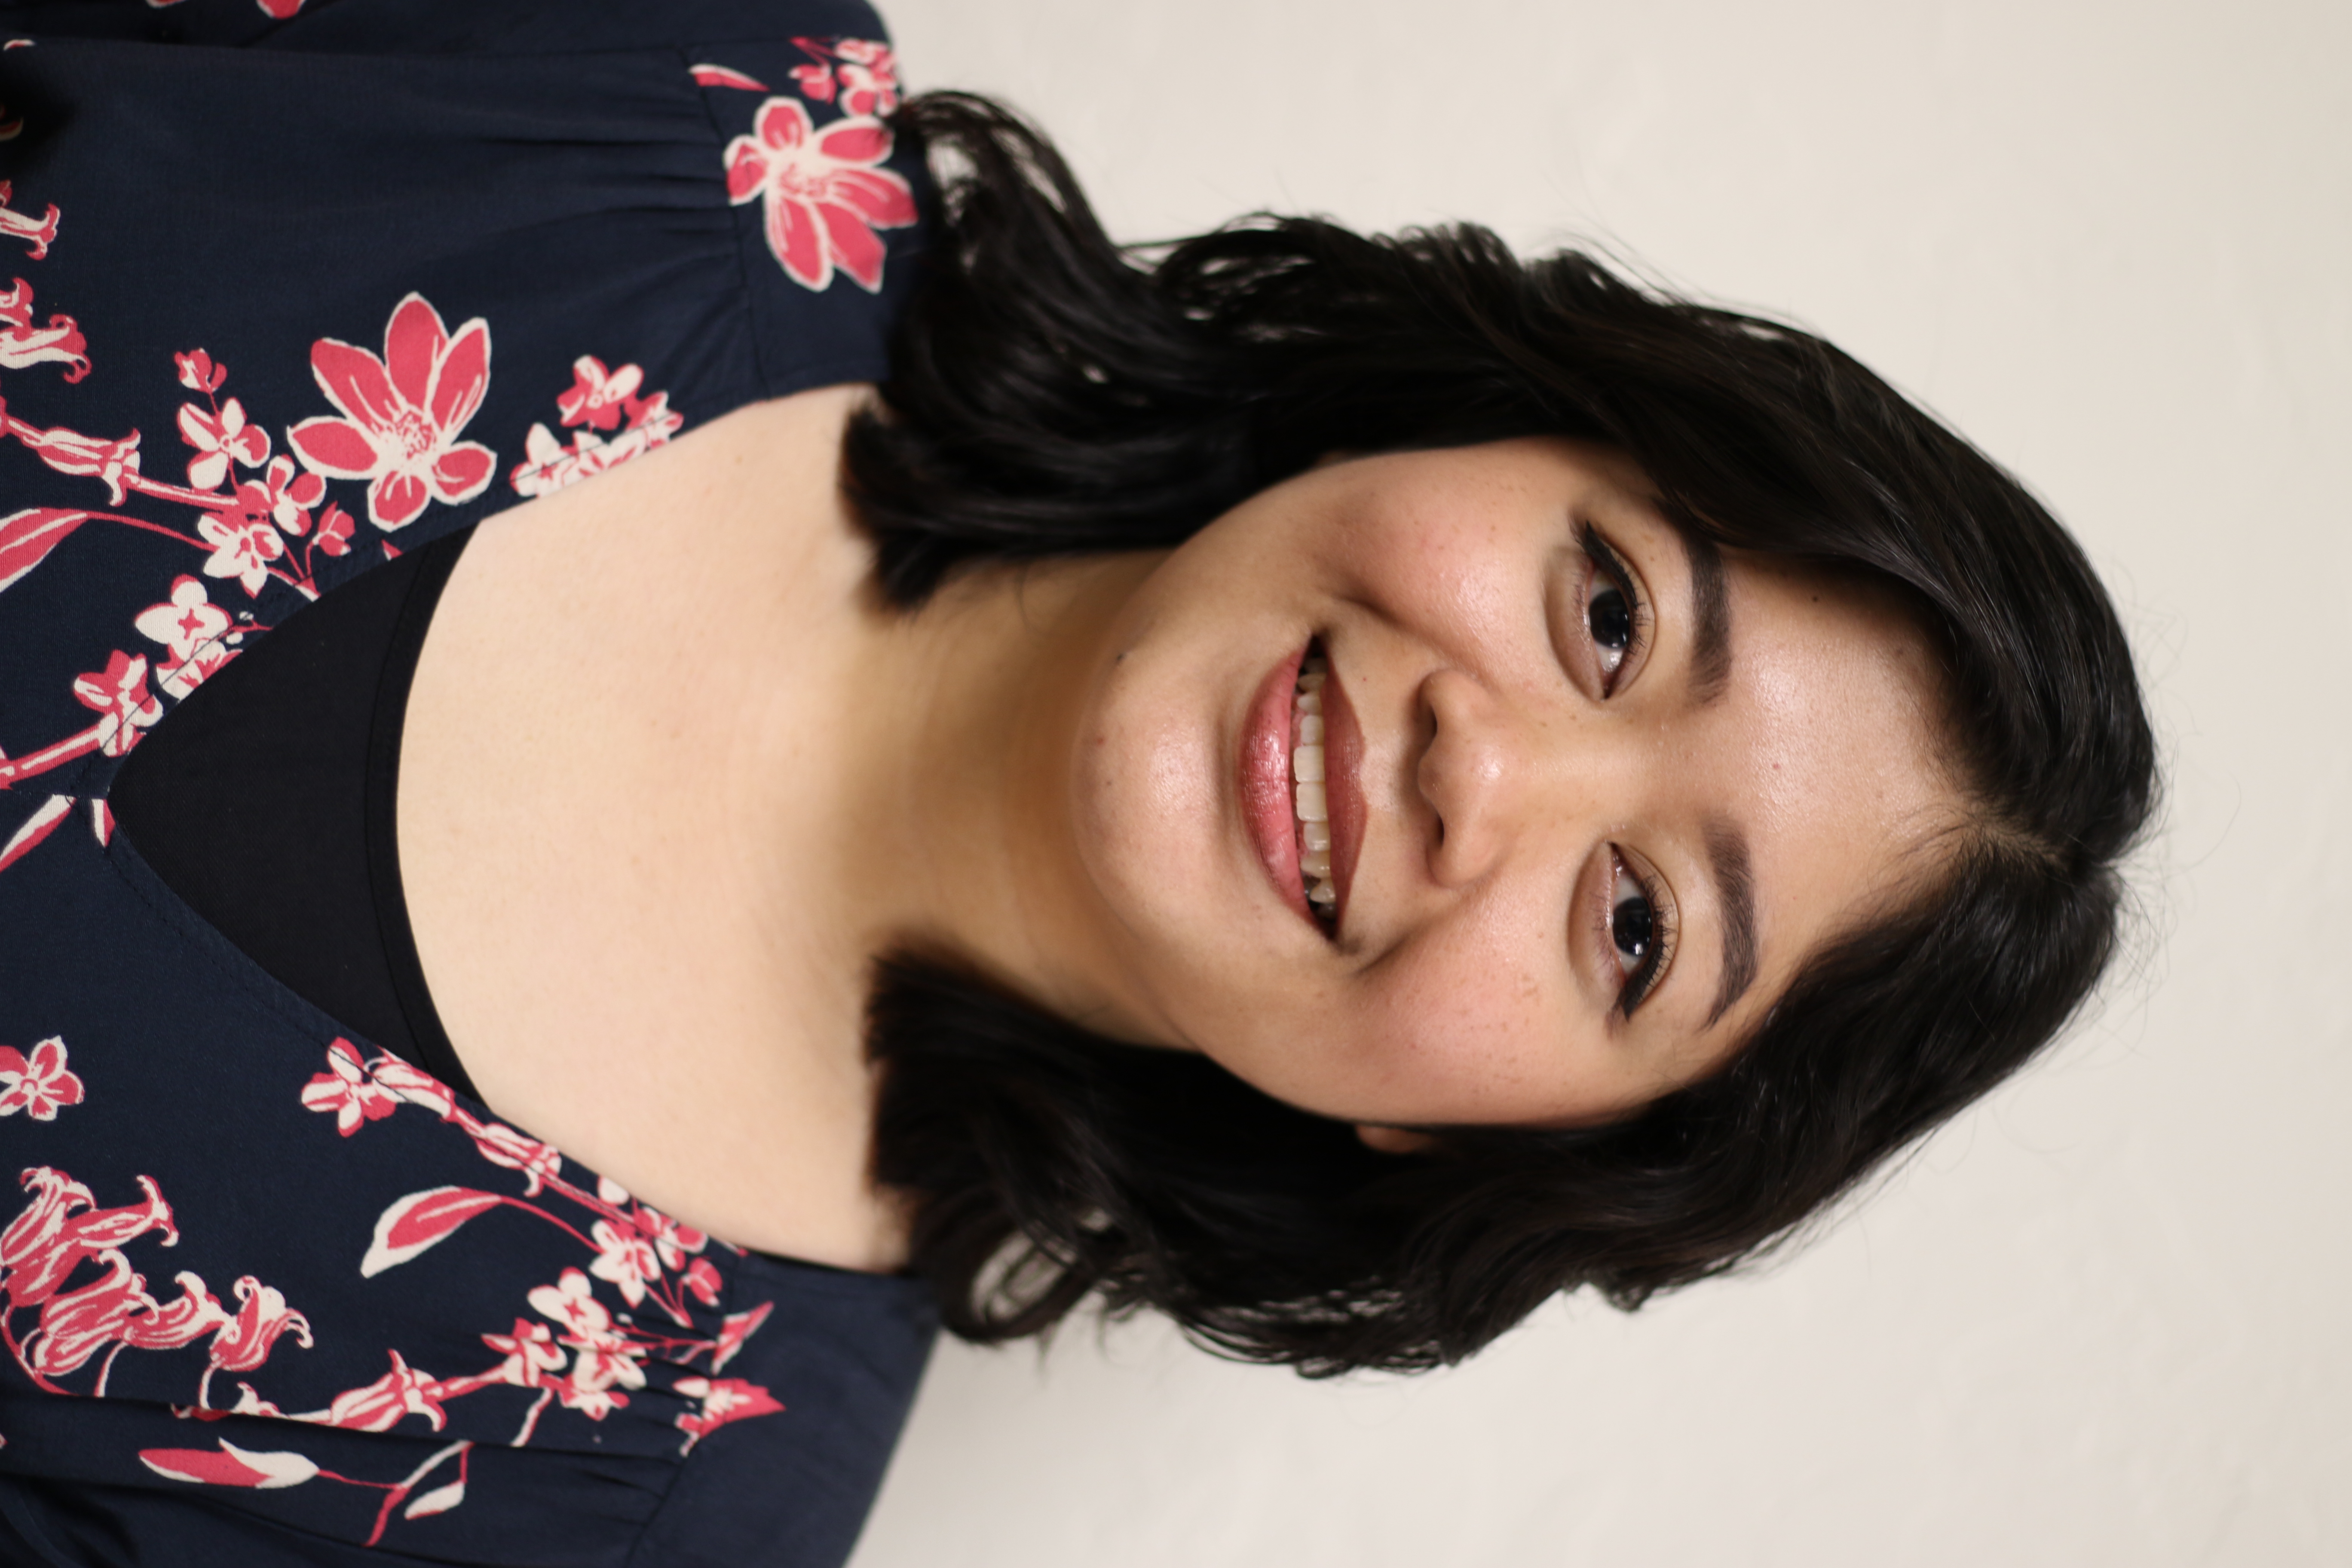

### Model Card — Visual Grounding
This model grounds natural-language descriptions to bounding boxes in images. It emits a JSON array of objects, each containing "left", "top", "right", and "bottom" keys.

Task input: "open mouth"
[
  {"left": 1292, "top": 651, "right": 1338, "bottom": 922},
  {"left": 1242, "top": 637, "right": 1362, "bottom": 938}
]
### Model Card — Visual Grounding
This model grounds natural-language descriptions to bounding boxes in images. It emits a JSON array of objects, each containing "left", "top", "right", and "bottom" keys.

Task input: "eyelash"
[
  {"left": 1607, "top": 850, "right": 1675, "bottom": 1017},
  {"left": 1576, "top": 523, "right": 1651, "bottom": 696},
  {"left": 1573, "top": 524, "right": 1672, "bottom": 1015}
]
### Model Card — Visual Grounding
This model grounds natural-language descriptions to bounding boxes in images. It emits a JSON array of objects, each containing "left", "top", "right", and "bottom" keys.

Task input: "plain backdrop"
[{"left": 846, "top": 3, "right": 2352, "bottom": 1564}]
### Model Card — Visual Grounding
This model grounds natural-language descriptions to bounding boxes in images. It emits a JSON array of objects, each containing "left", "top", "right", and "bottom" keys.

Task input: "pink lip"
[
  {"left": 1322, "top": 658, "right": 1364, "bottom": 930},
  {"left": 1240, "top": 641, "right": 1366, "bottom": 935},
  {"left": 1241, "top": 644, "right": 1313, "bottom": 928}
]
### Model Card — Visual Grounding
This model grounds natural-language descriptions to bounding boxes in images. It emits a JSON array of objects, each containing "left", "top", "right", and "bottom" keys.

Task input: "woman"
[{"left": 0, "top": 0, "right": 2154, "bottom": 1563}]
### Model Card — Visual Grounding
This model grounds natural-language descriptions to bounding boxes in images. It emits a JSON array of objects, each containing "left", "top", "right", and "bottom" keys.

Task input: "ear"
[{"left": 1355, "top": 1124, "right": 1436, "bottom": 1155}]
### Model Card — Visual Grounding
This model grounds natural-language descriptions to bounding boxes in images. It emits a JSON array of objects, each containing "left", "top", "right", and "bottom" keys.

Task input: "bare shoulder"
[{"left": 437, "top": 383, "right": 871, "bottom": 640}]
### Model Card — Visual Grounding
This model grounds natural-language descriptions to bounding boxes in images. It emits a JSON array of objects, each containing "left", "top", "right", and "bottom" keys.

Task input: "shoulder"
[
  {"left": 0, "top": 0, "right": 897, "bottom": 55},
  {"left": 0, "top": 0, "right": 924, "bottom": 799}
]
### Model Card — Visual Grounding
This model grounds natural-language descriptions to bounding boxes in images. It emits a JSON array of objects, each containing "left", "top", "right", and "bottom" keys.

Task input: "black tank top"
[{"left": 110, "top": 526, "right": 480, "bottom": 1102}]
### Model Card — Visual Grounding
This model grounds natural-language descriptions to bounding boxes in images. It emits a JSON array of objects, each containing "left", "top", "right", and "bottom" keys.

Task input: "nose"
[
  {"left": 1415, "top": 667, "right": 1531, "bottom": 888},
  {"left": 1415, "top": 666, "right": 1640, "bottom": 889}
]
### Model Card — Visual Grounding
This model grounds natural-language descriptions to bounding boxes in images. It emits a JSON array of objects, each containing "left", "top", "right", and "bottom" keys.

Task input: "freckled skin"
[{"left": 1053, "top": 438, "right": 1962, "bottom": 1131}]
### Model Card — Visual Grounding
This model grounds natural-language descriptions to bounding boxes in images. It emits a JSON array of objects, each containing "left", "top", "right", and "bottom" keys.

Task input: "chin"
[{"left": 1065, "top": 642, "right": 1287, "bottom": 1031}]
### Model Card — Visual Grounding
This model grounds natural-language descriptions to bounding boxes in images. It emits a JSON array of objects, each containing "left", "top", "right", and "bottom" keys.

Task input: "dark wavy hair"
[{"left": 843, "top": 94, "right": 2157, "bottom": 1376}]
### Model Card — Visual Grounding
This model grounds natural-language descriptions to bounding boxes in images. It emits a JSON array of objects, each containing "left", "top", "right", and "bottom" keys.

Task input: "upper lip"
[
  {"left": 1238, "top": 638, "right": 1367, "bottom": 938},
  {"left": 1240, "top": 644, "right": 1313, "bottom": 929}
]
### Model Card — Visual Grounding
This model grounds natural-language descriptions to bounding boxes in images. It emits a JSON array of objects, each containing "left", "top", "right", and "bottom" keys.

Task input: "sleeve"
[{"left": 0, "top": 0, "right": 927, "bottom": 803}]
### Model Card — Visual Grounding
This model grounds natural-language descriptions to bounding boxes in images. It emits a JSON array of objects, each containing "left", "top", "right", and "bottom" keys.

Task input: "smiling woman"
[
  {"left": 1061, "top": 440, "right": 1963, "bottom": 1131},
  {"left": 0, "top": 8, "right": 2155, "bottom": 1563},
  {"left": 845, "top": 94, "right": 2157, "bottom": 1372}
]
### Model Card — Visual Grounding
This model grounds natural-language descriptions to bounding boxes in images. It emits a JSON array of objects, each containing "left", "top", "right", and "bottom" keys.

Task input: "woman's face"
[{"left": 1062, "top": 438, "right": 1959, "bottom": 1131}]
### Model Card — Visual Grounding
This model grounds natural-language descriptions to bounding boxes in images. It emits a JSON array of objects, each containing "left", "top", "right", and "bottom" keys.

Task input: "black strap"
[
  {"left": 109, "top": 527, "right": 480, "bottom": 1102},
  {"left": 366, "top": 529, "right": 475, "bottom": 1099}
]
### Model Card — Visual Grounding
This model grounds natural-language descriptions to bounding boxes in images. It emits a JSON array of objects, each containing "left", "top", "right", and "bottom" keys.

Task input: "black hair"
[{"left": 846, "top": 94, "right": 2158, "bottom": 1375}]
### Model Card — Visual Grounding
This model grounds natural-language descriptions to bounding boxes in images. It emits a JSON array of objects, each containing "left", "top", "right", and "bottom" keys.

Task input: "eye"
[
  {"left": 1611, "top": 873, "right": 1652, "bottom": 972},
  {"left": 1589, "top": 583, "right": 1633, "bottom": 675},
  {"left": 1604, "top": 847, "right": 1677, "bottom": 1016},
  {"left": 1576, "top": 524, "right": 1650, "bottom": 695}
]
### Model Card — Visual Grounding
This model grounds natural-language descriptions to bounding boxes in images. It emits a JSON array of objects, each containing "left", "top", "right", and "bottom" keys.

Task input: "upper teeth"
[{"left": 1295, "top": 657, "right": 1337, "bottom": 910}]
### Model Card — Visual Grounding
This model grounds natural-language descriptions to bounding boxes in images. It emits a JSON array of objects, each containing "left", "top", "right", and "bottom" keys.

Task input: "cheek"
[
  {"left": 1347, "top": 900, "right": 1567, "bottom": 1115},
  {"left": 1330, "top": 473, "right": 1532, "bottom": 645},
  {"left": 1066, "top": 658, "right": 1221, "bottom": 949}
]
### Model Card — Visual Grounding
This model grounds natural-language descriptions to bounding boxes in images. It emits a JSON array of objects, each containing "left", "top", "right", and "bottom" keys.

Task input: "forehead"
[{"left": 1677, "top": 554, "right": 1960, "bottom": 1056}]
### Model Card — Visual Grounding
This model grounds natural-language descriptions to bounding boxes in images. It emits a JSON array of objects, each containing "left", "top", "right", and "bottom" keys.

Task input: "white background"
[{"left": 848, "top": 2, "right": 2352, "bottom": 1563}]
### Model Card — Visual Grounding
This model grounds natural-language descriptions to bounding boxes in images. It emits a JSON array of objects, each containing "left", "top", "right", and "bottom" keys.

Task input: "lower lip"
[
  {"left": 1322, "top": 662, "right": 1363, "bottom": 928},
  {"left": 1241, "top": 644, "right": 1314, "bottom": 928}
]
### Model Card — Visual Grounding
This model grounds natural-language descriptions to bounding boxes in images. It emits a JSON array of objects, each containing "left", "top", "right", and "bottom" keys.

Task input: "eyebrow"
[
  {"left": 1704, "top": 818, "right": 1757, "bottom": 1028},
  {"left": 1684, "top": 532, "right": 1732, "bottom": 704}
]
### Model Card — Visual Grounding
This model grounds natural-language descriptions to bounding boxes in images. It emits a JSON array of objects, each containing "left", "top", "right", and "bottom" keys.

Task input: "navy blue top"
[{"left": 0, "top": 3, "right": 939, "bottom": 1563}]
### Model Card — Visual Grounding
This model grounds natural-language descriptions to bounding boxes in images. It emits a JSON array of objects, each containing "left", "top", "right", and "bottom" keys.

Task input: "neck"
[{"left": 747, "top": 538, "right": 1169, "bottom": 1047}]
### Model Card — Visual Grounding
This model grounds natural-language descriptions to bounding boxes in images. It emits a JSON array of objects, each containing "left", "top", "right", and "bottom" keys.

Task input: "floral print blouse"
[{"left": 0, "top": 3, "right": 938, "bottom": 1563}]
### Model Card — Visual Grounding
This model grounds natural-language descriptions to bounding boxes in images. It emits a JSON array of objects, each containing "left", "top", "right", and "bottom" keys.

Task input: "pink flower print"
[
  {"left": 288, "top": 293, "right": 496, "bottom": 531},
  {"left": 313, "top": 502, "right": 355, "bottom": 557},
  {"left": 214, "top": 1381, "right": 288, "bottom": 1419},
  {"left": 0, "top": 1036, "right": 83, "bottom": 1121},
  {"left": 472, "top": 1122, "right": 562, "bottom": 1196},
  {"left": 0, "top": 277, "right": 89, "bottom": 383},
  {"left": 176, "top": 396, "right": 269, "bottom": 490},
  {"left": 527, "top": 1268, "right": 618, "bottom": 1344},
  {"left": 508, "top": 389, "right": 683, "bottom": 499},
  {"left": 135, "top": 576, "right": 242, "bottom": 700},
  {"left": 236, "top": 454, "right": 326, "bottom": 536},
  {"left": 1, "top": 1168, "right": 175, "bottom": 1313},
  {"left": 363, "top": 1053, "right": 455, "bottom": 1117},
  {"left": 0, "top": 795, "right": 74, "bottom": 878},
  {"left": 175, "top": 349, "right": 229, "bottom": 395},
  {"left": 72, "top": 651, "right": 163, "bottom": 757},
  {"left": 786, "top": 38, "right": 900, "bottom": 116},
  {"left": 122, "top": 1271, "right": 232, "bottom": 1353},
  {"left": 832, "top": 39, "right": 901, "bottom": 116},
  {"left": 25, "top": 1249, "right": 145, "bottom": 1377},
  {"left": 15, "top": 420, "right": 141, "bottom": 505},
  {"left": 0, "top": 180, "right": 58, "bottom": 260},
  {"left": 710, "top": 1301, "right": 773, "bottom": 1371},
  {"left": 195, "top": 504, "right": 284, "bottom": 597},
  {"left": 586, "top": 1219, "right": 662, "bottom": 1308},
  {"left": 36, "top": 1259, "right": 233, "bottom": 1387},
  {"left": 555, "top": 1367, "right": 632, "bottom": 1421},
  {"left": 481, "top": 1318, "right": 564, "bottom": 1388},
  {"left": 672, "top": 1376, "right": 783, "bottom": 1454},
  {"left": 530, "top": 1270, "right": 645, "bottom": 1417},
  {"left": 682, "top": 1257, "right": 723, "bottom": 1308},
  {"left": 256, "top": 0, "right": 310, "bottom": 18},
  {"left": 140, "top": 1439, "right": 317, "bottom": 1490},
  {"left": 300, "top": 1039, "right": 402, "bottom": 1135},
  {"left": 0, "top": 506, "right": 88, "bottom": 598},
  {"left": 554, "top": 355, "right": 643, "bottom": 432},
  {"left": 634, "top": 1205, "right": 708, "bottom": 1272},
  {"left": 789, "top": 61, "right": 836, "bottom": 103},
  {"left": 690, "top": 63, "right": 770, "bottom": 92},
  {"left": 724, "top": 98, "right": 917, "bottom": 292},
  {"left": 319, "top": 1350, "right": 446, "bottom": 1432},
  {"left": 207, "top": 1276, "right": 313, "bottom": 1375}
]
